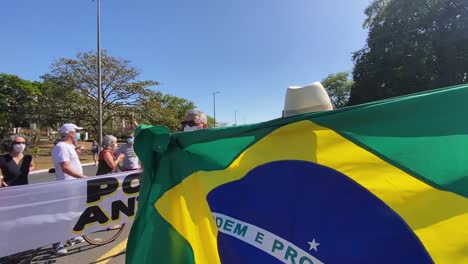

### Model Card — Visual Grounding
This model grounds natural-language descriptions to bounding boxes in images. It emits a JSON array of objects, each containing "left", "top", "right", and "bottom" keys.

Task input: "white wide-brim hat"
[{"left": 282, "top": 82, "right": 333, "bottom": 117}]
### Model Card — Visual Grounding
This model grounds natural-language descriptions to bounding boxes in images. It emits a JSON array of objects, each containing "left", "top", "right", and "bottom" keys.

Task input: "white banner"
[{"left": 0, "top": 170, "right": 141, "bottom": 257}]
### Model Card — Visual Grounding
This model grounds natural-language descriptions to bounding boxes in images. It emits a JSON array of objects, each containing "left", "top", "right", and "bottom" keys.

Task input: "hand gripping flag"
[{"left": 127, "top": 84, "right": 468, "bottom": 264}]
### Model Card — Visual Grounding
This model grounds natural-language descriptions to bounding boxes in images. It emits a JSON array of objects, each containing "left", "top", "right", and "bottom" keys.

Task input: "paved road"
[
  {"left": 26, "top": 224, "right": 130, "bottom": 264},
  {"left": 24, "top": 165, "right": 129, "bottom": 264},
  {"left": 29, "top": 164, "right": 98, "bottom": 184}
]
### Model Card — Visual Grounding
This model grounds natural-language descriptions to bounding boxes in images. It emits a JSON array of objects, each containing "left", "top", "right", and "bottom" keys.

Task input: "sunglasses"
[
  {"left": 13, "top": 141, "right": 26, "bottom": 145},
  {"left": 181, "top": 120, "right": 198, "bottom": 127}
]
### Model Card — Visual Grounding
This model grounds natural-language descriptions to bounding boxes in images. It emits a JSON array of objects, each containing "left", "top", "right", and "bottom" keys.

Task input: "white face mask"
[
  {"left": 13, "top": 144, "right": 26, "bottom": 153},
  {"left": 113, "top": 143, "right": 118, "bottom": 149},
  {"left": 183, "top": 126, "right": 199, "bottom": 132}
]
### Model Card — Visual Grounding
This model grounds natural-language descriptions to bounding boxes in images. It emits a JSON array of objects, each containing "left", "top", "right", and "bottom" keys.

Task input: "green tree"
[
  {"left": 134, "top": 90, "right": 196, "bottom": 132},
  {"left": 41, "top": 51, "right": 159, "bottom": 135},
  {"left": 0, "top": 73, "right": 41, "bottom": 138},
  {"left": 35, "top": 79, "right": 84, "bottom": 130},
  {"left": 206, "top": 115, "right": 215, "bottom": 128},
  {"left": 322, "top": 72, "right": 353, "bottom": 108},
  {"left": 349, "top": 0, "right": 468, "bottom": 105}
]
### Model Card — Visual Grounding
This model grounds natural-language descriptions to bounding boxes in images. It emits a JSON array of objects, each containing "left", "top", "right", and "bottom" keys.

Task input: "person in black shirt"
[
  {"left": 96, "top": 135, "right": 124, "bottom": 175},
  {"left": 0, "top": 134, "right": 35, "bottom": 187}
]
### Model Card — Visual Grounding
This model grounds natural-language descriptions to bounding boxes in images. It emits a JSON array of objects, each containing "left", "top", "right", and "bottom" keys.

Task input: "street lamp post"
[
  {"left": 212, "top": 91, "right": 220, "bottom": 127},
  {"left": 234, "top": 110, "right": 238, "bottom": 126},
  {"left": 97, "top": 0, "right": 103, "bottom": 145}
]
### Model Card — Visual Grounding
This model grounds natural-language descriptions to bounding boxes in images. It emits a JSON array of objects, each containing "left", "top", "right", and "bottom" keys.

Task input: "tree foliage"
[
  {"left": 322, "top": 72, "right": 353, "bottom": 108},
  {"left": 135, "top": 90, "right": 195, "bottom": 132},
  {"left": 349, "top": 0, "right": 468, "bottom": 105},
  {"left": 0, "top": 73, "right": 41, "bottom": 138},
  {"left": 41, "top": 51, "right": 159, "bottom": 134},
  {"left": 36, "top": 79, "right": 85, "bottom": 129},
  {"left": 1, "top": 51, "right": 201, "bottom": 138}
]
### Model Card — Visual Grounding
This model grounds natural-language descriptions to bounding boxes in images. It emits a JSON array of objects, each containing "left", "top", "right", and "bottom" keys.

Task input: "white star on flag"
[{"left": 308, "top": 239, "right": 320, "bottom": 251}]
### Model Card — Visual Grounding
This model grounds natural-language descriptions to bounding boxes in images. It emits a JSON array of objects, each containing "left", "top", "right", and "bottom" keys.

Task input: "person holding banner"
[
  {"left": 96, "top": 135, "right": 124, "bottom": 175},
  {"left": 0, "top": 134, "right": 35, "bottom": 187},
  {"left": 51, "top": 123, "right": 88, "bottom": 255},
  {"left": 96, "top": 135, "right": 125, "bottom": 231},
  {"left": 52, "top": 124, "right": 88, "bottom": 181}
]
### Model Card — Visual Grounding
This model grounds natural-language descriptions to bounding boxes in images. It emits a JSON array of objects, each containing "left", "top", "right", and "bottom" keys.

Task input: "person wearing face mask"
[
  {"left": 72, "top": 132, "right": 86, "bottom": 154},
  {"left": 0, "top": 134, "right": 35, "bottom": 187},
  {"left": 181, "top": 110, "right": 208, "bottom": 131},
  {"left": 115, "top": 133, "right": 140, "bottom": 172},
  {"left": 51, "top": 123, "right": 88, "bottom": 255},
  {"left": 52, "top": 124, "right": 88, "bottom": 181},
  {"left": 96, "top": 135, "right": 124, "bottom": 175}
]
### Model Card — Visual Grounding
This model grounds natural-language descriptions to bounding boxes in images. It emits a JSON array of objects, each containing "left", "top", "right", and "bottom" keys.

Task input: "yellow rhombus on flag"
[{"left": 127, "top": 84, "right": 468, "bottom": 264}]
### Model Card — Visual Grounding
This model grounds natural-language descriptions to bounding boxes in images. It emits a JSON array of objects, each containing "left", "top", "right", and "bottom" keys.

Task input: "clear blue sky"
[{"left": 1, "top": 0, "right": 369, "bottom": 125}]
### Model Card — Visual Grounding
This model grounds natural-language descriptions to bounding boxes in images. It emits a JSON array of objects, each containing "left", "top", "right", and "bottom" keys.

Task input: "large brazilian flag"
[{"left": 127, "top": 84, "right": 468, "bottom": 264}]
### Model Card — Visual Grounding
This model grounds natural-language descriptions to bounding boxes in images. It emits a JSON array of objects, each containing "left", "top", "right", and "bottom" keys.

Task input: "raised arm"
[{"left": 103, "top": 151, "right": 124, "bottom": 170}]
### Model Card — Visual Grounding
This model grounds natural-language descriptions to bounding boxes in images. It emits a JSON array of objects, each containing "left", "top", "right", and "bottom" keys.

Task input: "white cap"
[
  {"left": 282, "top": 82, "right": 333, "bottom": 117},
  {"left": 59, "top": 123, "right": 83, "bottom": 133}
]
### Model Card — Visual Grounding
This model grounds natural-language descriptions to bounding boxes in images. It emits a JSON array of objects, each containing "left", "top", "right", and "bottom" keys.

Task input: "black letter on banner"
[
  {"left": 87, "top": 177, "right": 119, "bottom": 203},
  {"left": 73, "top": 206, "right": 109, "bottom": 232},
  {"left": 111, "top": 197, "right": 136, "bottom": 220},
  {"left": 122, "top": 173, "right": 141, "bottom": 195}
]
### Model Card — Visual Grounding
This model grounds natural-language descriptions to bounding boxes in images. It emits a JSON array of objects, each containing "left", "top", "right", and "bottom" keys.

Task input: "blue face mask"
[
  {"left": 75, "top": 133, "right": 81, "bottom": 141},
  {"left": 127, "top": 138, "right": 134, "bottom": 144}
]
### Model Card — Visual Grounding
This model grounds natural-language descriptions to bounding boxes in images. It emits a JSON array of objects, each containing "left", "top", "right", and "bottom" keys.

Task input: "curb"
[{"left": 29, "top": 162, "right": 96, "bottom": 175}]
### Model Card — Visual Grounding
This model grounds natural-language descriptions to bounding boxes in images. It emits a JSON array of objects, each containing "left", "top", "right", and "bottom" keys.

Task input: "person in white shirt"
[
  {"left": 51, "top": 123, "right": 88, "bottom": 255},
  {"left": 52, "top": 124, "right": 88, "bottom": 180}
]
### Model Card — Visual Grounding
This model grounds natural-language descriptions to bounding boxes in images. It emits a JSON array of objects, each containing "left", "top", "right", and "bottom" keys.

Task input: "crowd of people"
[
  {"left": 1, "top": 84, "right": 331, "bottom": 260},
  {"left": 0, "top": 82, "right": 331, "bottom": 258},
  {"left": 0, "top": 109, "right": 209, "bottom": 255}
]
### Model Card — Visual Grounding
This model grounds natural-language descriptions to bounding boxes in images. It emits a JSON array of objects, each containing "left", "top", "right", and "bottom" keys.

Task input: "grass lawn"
[{"left": 29, "top": 140, "right": 96, "bottom": 170}]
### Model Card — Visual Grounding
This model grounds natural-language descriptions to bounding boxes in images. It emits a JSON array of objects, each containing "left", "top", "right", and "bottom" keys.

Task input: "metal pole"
[
  {"left": 212, "top": 92, "right": 220, "bottom": 127},
  {"left": 213, "top": 92, "right": 216, "bottom": 128},
  {"left": 97, "top": 0, "right": 103, "bottom": 145},
  {"left": 234, "top": 110, "right": 237, "bottom": 126}
]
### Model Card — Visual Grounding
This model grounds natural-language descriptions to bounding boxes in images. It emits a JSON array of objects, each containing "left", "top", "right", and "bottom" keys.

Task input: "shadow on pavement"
[
  {"left": 0, "top": 242, "right": 102, "bottom": 264},
  {"left": 33, "top": 243, "right": 101, "bottom": 263},
  {"left": 88, "top": 251, "right": 126, "bottom": 264}
]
